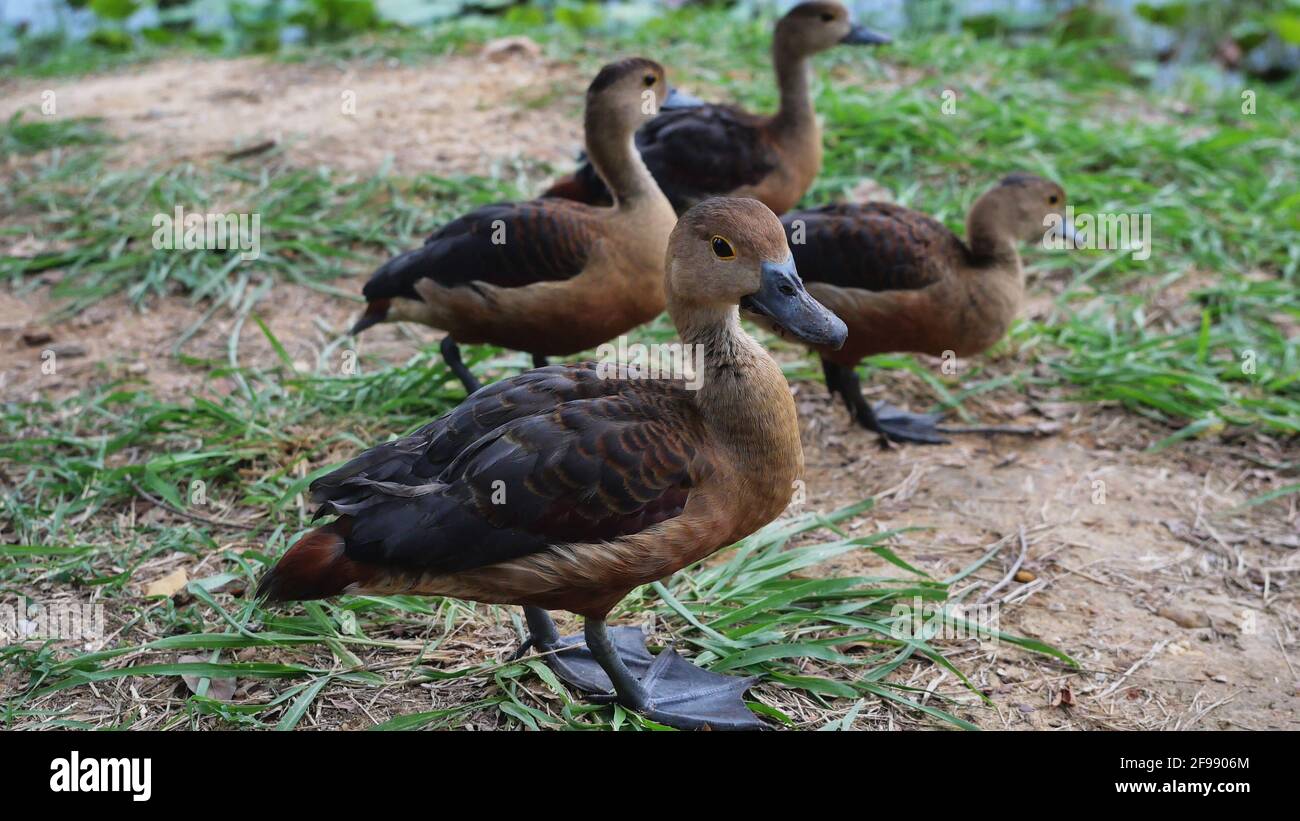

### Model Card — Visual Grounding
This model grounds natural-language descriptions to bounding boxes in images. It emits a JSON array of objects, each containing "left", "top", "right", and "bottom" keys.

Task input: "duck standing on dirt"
[
  {"left": 257, "top": 197, "right": 848, "bottom": 730},
  {"left": 543, "top": 1, "right": 890, "bottom": 215},
  {"left": 349, "top": 58, "right": 678, "bottom": 395},
  {"left": 779, "top": 173, "right": 1075, "bottom": 445}
]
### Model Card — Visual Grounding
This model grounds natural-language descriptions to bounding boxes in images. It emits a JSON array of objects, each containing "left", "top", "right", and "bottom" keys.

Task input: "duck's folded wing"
[
  {"left": 635, "top": 106, "right": 776, "bottom": 209},
  {"left": 783, "top": 204, "right": 960, "bottom": 293},
  {"left": 361, "top": 200, "right": 599, "bottom": 302},
  {"left": 554, "top": 106, "right": 775, "bottom": 212},
  {"left": 310, "top": 374, "right": 705, "bottom": 575},
  {"left": 307, "top": 364, "right": 638, "bottom": 498}
]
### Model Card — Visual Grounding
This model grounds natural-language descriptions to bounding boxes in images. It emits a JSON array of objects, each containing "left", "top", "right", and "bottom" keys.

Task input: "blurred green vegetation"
[{"left": 4, "top": 0, "right": 1300, "bottom": 77}]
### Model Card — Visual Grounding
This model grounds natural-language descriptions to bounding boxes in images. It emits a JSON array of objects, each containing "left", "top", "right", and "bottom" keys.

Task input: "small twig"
[
  {"left": 1098, "top": 640, "right": 1169, "bottom": 699},
  {"left": 224, "top": 139, "right": 277, "bottom": 161},
  {"left": 980, "top": 525, "right": 1028, "bottom": 604},
  {"left": 1179, "top": 691, "right": 1236, "bottom": 730},
  {"left": 1276, "top": 630, "right": 1298, "bottom": 682},
  {"left": 128, "top": 479, "right": 260, "bottom": 531}
]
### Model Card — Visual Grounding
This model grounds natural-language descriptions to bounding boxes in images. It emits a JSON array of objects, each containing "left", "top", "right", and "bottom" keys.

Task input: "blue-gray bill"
[
  {"left": 742, "top": 257, "right": 848, "bottom": 349},
  {"left": 841, "top": 25, "right": 891, "bottom": 46},
  {"left": 663, "top": 86, "right": 706, "bottom": 110}
]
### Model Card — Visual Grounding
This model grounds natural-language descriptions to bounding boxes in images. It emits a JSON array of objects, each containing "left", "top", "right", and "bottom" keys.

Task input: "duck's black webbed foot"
[
  {"left": 582, "top": 619, "right": 764, "bottom": 731},
  {"left": 595, "top": 644, "right": 764, "bottom": 731},
  {"left": 822, "top": 358, "right": 949, "bottom": 446},
  {"left": 858, "top": 401, "right": 950, "bottom": 446},
  {"left": 537, "top": 627, "right": 657, "bottom": 694},
  {"left": 516, "top": 610, "right": 764, "bottom": 729},
  {"left": 514, "top": 607, "right": 652, "bottom": 693}
]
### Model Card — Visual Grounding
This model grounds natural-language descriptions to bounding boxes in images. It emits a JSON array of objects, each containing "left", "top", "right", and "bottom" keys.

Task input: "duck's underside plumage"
[
  {"left": 547, "top": 105, "right": 777, "bottom": 213},
  {"left": 257, "top": 364, "right": 712, "bottom": 615}
]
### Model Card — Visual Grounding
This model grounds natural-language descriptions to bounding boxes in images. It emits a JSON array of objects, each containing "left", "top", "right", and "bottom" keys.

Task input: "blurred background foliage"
[{"left": 2, "top": 0, "right": 1299, "bottom": 81}]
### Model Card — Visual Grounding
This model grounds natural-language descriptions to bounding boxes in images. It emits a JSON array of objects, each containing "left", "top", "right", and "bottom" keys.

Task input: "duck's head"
[
  {"left": 970, "top": 173, "right": 1073, "bottom": 247},
  {"left": 667, "top": 197, "right": 847, "bottom": 349},
  {"left": 585, "top": 57, "right": 670, "bottom": 135},
  {"left": 775, "top": 1, "right": 891, "bottom": 57}
]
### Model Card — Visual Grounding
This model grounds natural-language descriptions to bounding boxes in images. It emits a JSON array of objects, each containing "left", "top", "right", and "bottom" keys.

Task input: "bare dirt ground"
[
  {"left": 0, "top": 47, "right": 583, "bottom": 176},
  {"left": 2, "top": 48, "right": 1297, "bottom": 730}
]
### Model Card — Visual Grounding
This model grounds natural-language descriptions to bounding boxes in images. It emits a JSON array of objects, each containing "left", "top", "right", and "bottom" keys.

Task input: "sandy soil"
[
  {"left": 798, "top": 394, "right": 1298, "bottom": 729},
  {"left": 0, "top": 46, "right": 583, "bottom": 177},
  {"left": 2, "top": 48, "right": 1296, "bottom": 730}
]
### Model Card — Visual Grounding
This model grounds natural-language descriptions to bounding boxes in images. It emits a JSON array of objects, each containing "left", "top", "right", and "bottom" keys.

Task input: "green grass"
[
  {"left": 0, "top": 5, "right": 1296, "bottom": 729},
  {"left": 0, "top": 148, "right": 528, "bottom": 317},
  {"left": 1, "top": 490, "right": 1071, "bottom": 730},
  {"left": 1, "top": 111, "right": 114, "bottom": 156}
]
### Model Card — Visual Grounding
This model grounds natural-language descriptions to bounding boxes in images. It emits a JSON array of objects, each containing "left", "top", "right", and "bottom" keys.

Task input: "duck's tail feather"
[{"left": 256, "top": 518, "right": 373, "bottom": 602}]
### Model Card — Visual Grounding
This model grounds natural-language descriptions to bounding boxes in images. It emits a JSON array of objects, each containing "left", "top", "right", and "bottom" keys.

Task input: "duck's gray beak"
[
  {"left": 841, "top": 25, "right": 891, "bottom": 46},
  {"left": 1047, "top": 216, "right": 1080, "bottom": 248},
  {"left": 663, "top": 87, "right": 705, "bottom": 110},
  {"left": 741, "top": 257, "right": 848, "bottom": 350}
]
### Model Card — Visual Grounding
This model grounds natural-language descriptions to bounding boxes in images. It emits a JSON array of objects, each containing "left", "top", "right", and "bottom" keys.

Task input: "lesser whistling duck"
[
  {"left": 780, "top": 173, "right": 1074, "bottom": 445},
  {"left": 543, "top": 1, "right": 890, "bottom": 215},
  {"left": 349, "top": 58, "right": 679, "bottom": 395},
  {"left": 257, "top": 198, "right": 848, "bottom": 730}
]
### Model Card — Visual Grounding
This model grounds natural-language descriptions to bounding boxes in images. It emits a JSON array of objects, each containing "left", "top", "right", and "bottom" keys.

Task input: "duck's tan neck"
[
  {"left": 585, "top": 111, "right": 665, "bottom": 210},
  {"left": 770, "top": 46, "right": 815, "bottom": 135},
  {"left": 965, "top": 207, "right": 1023, "bottom": 270},
  {"left": 673, "top": 303, "right": 802, "bottom": 483}
]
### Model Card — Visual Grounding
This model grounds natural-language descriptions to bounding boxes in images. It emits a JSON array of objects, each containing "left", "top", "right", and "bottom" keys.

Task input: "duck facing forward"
[
  {"left": 258, "top": 198, "right": 847, "bottom": 730},
  {"left": 350, "top": 58, "right": 678, "bottom": 395},
  {"left": 544, "top": 1, "right": 890, "bottom": 215},
  {"left": 781, "top": 173, "right": 1073, "bottom": 445}
]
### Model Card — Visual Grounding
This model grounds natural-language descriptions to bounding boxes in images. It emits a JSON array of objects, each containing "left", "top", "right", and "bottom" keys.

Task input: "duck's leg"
[
  {"left": 582, "top": 619, "right": 764, "bottom": 731},
  {"left": 513, "top": 606, "right": 654, "bottom": 695},
  {"left": 821, "top": 356, "right": 846, "bottom": 401},
  {"left": 440, "top": 336, "right": 481, "bottom": 395},
  {"left": 532, "top": 354, "right": 550, "bottom": 369},
  {"left": 824, "top": 359, "right": 949, "bottom": 446}
]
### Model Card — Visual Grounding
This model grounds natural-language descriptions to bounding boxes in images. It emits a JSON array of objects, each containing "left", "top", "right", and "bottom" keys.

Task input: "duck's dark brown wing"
[
  {"left": 259, "top": 365, "right": 706, "bottom": 599},
  {"left": 783, "top": 203, "right": 966, "bottom": 293},
  {"left": 309, "top": 364, "right": 642, "bottom": 493},
  {"left": 361, "top": 199, "right": 599, "bottom": 303},
  {"left": 545, "top": 105, "right": 776, "bottom": 213}
]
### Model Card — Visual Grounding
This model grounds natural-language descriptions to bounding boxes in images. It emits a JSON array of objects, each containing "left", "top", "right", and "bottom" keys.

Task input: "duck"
[
  {"left": 257, "top": 197, "right": 848, "bottom": 730},
  {"left": 348, "top": 58, "right": 679, "bottom": 395},
  {"left": 542, "top": 1, "right": 890, "bottom": 215},
  {"left": 779, "top": 173, "right": 1074, "bottom": 445}
]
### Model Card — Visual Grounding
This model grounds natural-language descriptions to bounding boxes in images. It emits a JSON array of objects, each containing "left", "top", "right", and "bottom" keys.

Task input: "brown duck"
[
  {"left": 350, "top": 58, "right": 678, "bottom": 395},
  {"left": 257, "top": 198, "right": 848, "bottom": 730},
  {"left": 780, "top": 173, "right": 1074, "bottom": 445},
  {"left": 543, "top": 1, "right": 889, "bottom": 215}
]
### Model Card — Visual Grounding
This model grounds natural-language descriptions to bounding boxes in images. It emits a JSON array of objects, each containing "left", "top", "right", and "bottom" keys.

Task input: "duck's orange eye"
[
  {"left": 643, "top": 74, "right": 656, "bottom": 87},
  {"left": 820, "top": 13, "right": 834, "bottom": 22},
  {"left": 711, "top": 236, "right": 736, "bottom": 260},
  {"left": 1049, "top": 195, "right": 1059, "bottom": 204}
]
